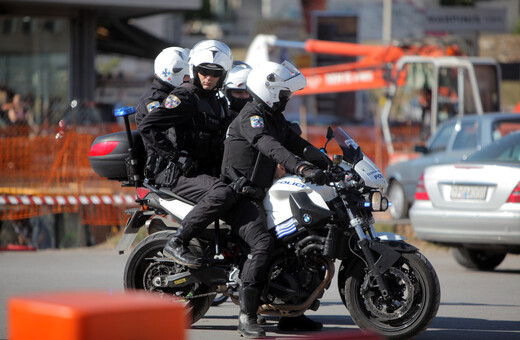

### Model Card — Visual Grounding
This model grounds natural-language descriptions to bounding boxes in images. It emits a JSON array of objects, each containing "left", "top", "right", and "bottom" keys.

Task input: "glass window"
[
  {"left": 436, "top": 66, "right": 459, "bottom": 124},
  {"left": 389, "top": 63, "right": 434, "bottom": 126},
  {"left": 0, "top": 16, "right": 70, "bottom": 127},
  {"left": 467, "top": 133, "right": 520, "bottom": 162},
  {"left": 474, "top": 64, "right": 500, "bottom": 112},
  {"left": 491, "top": 120, "right": 520, "bottom": 141},
  {"left": 452, "top": 120, "right": 478, "bottom": 150},
  {"left": 429, "top": 121, "right": 455, "bottom": 153}
]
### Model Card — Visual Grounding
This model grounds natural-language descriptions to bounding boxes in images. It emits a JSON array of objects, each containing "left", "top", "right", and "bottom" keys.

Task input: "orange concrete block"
[{"left": 8, "top": 290, "right": 188, "bottom": 340}]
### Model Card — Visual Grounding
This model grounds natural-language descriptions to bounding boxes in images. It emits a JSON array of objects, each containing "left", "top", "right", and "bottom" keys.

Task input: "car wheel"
[
  {"left": 451, "top": 248, "right": 506, "bottom": 271},
  {"left": 388, "top": 181, "right": 408, "bottom": 220}
]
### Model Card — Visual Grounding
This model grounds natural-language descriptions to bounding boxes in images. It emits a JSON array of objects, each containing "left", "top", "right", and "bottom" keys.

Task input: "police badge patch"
[
  {"left": 146, "top": 101, "right": 160, "bottom": 113},
  {"left": 165, "top": 94, "right": 181, "bottom": 109},
  {"left": 250, "top": 116, "right": 264, "bottom": 128}
]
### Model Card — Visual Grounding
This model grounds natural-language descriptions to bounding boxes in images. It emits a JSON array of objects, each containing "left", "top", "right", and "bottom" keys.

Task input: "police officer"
[
  {"left": 221, "top": 60, "right": 327, "bottom": 337},
  {"left": 136, "top": 46, "right": 190, "bottom": 126},
  {"left": 137, "top": 40, "right": 236, "bottom": 268},
  {"left": 136, "top": 47, "right": 190, "bottom": 179},
  {"left": 223, "top": 61, "right": 253, "bottom": 115}
]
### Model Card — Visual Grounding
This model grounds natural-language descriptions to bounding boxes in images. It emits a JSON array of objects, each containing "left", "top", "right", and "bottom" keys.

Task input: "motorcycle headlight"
[
  {"left": 370, "top": 191, "right": 382, "bottom": 211},
  {"left": 381, "top": 196, "right": 389, "bottom": 211},
  {"left": 368, "top": 191, "right": 388, "bottom": 211}
]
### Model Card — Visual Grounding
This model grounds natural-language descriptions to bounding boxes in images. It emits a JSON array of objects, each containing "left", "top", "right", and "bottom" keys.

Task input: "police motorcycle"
[{"left": 89, "top": 107, "right": 440, "bottom": 339}]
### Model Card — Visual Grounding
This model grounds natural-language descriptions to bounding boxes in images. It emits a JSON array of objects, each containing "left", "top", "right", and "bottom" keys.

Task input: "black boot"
[
  {"left": 163, "top": 228, "right": 201, "bottom": 268},
  {"left": 277, "top": 314, "right": 323, "bottom": 331},
  {"left": 237, "top": 286, "right": 266, "bottom": 338}
]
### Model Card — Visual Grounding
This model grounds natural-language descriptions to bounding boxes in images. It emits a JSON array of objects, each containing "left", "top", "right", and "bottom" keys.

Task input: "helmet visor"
[
  {"left": 280, "top": 60, "right": 301, "bottom": 81},
  {"left": 271, "top": 60, "right": 307, "bottom": 93},
  {"left": 196, "top": 65, "right": 224, "bottom": 78}
]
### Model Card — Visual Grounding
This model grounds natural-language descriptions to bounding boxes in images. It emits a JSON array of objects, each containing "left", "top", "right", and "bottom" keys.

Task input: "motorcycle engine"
[{"left": 264, "top": 256, "right": 325, "bottom": 305}]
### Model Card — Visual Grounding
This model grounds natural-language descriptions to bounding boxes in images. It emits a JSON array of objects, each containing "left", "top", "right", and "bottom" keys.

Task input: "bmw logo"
[{"left": 303, "top": 214, "right": 312, "bottom": 224}]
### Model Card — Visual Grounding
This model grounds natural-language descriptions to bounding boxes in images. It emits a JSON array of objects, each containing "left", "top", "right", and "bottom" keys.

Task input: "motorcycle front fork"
[{"left": 349, "top": 215, "right": 391, "bottom": 299}]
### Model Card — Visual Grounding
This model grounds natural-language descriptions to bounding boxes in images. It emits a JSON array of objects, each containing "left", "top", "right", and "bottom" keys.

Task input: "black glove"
[
  {"left": 298, "top": 163, "right": 327, "bottom": 186},
  {"left": 167, "top": 150, "right": 195, "bottom": 177},
  {"left": 229, "top": 176, "right": 248, "bottom": 194}
]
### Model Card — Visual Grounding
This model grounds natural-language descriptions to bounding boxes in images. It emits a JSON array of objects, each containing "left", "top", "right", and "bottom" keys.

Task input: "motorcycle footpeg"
[{"left": 148, "top": 256, "right": 178, "bottom": 264}]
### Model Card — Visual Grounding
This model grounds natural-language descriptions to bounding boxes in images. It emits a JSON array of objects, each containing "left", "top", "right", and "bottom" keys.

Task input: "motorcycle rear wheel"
[
  {"left": 343, "top": 252, "right": 440, "bottom": 339},
  {"left": 124, "top": 230, "right": 214, "bottom": 324},
  {"left": 211, "top": 293, "right": 229, "bottom": 306}
]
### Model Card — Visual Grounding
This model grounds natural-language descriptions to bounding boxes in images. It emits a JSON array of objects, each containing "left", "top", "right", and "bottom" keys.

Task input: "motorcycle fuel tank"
[{"left": 263, "top": 175, "right": 335, "bottom": 230}]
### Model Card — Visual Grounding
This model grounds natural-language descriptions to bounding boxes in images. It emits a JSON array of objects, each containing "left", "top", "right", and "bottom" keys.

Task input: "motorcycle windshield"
[{"left": 334, "top": 127, "right": 364, "bottom": 164}]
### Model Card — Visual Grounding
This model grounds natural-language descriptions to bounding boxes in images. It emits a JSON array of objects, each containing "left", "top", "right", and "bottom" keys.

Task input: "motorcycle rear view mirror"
[
  {"left": 303, "top": 146, "right": 333, "bottom": 168},
  {"left": 323, "top": 126, "right": 334, "bottom": 151}
]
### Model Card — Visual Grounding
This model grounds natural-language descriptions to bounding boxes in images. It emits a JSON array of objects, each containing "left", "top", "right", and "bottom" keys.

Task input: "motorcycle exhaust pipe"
[{"left": 257, "top": 256, "right": 335, "bottom": 317}]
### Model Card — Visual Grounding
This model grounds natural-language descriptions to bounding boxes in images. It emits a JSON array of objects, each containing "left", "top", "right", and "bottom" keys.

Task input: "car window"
[
  {"left": 491, "top": 119, "right": 520, "bottom": 141},
  {"left": 467, "top": 133, "right": 520, "bottom": 162},
  {"left": 429, "top": 121, "right": 456, "bottom": 153},
  {"left": 452, "top": 120, "right": 478, "bottom": 150}
]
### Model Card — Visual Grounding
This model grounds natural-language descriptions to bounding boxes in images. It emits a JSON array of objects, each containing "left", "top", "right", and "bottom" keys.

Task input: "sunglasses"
[{"left": 197, "top": 67, "right": 224, "bottom": 78}]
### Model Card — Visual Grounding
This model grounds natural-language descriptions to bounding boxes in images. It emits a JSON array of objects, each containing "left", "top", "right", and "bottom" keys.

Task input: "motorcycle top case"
[{"left": 88, "top": 130, "right": 146, "bottom": 181}]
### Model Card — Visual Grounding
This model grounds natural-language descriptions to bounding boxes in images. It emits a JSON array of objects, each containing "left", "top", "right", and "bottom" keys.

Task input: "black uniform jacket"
[
  {"left": 137, "top": 82, "right": 231, "bottom": 172},
  {"left": 221, "top": 99, "right": 312, "bottom": 189},
  {"left": 135, "top": 78, "right": 174, "bottom": 126}
]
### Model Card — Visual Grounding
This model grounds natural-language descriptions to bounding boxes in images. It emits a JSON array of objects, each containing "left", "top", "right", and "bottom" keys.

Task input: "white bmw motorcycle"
[{"left": 89, "top": 108, "right": 440, "bottom": 339}]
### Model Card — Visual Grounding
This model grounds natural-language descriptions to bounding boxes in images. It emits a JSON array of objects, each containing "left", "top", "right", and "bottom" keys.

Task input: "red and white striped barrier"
[{"left": 0, "top": 194, "right": 136, "bottom": 206}]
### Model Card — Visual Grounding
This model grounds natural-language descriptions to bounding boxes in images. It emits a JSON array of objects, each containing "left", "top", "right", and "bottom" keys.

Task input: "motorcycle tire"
[
  {"left": 342, "top": 252, "right": 440, "bottom": 339},
  {"left": 123, "top": 230, "right": 214, "bottom": 324},
  {"left": 211, "top": 294, "right": 229, "bottom": 306}
]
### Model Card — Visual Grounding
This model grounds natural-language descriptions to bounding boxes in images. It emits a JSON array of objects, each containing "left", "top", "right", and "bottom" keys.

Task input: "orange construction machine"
[{"left": 246, "top": 34, "right": 501, "bottom": 167}]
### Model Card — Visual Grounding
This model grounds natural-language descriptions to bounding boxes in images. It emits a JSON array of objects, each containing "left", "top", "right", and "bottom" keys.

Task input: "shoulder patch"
[
  {"left": 250, "top": 115, "right": 264, "bottom": 128},
  {"left": 146, "top": 101, "right": 160, "bottom": 113},
  {"left": 164, "top": 94, "right": 181, "bottom": 109}
]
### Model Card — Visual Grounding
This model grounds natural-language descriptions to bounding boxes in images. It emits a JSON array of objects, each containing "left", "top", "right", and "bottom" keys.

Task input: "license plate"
[{"left": 450, "top": 185, "right": 487, "bottom": 200}]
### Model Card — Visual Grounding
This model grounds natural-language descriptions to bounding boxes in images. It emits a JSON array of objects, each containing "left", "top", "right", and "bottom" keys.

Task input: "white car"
[{"left": 410, "top": 131, "right": 520, "bottom": 271}]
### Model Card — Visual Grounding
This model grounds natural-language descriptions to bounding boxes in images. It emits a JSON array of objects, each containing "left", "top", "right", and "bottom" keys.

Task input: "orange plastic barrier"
[{"left": 8, "top": 290, "right": 187, "bottom": 340}]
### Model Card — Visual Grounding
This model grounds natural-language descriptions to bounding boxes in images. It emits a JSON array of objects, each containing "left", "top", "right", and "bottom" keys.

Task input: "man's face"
[{"left": 197, "top": 67, "right": 223, "bottom": 90}]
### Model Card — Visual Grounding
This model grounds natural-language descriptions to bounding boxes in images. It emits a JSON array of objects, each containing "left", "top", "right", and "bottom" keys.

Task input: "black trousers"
[
  {"left": 170, "top": 173, "right": 236, "bottom": 236},
  {"left": 223, "top": 197, "right": 274, "bottom": 288},
  {"left": 170, "top": 174, "right": 273, "bottom": 288}
]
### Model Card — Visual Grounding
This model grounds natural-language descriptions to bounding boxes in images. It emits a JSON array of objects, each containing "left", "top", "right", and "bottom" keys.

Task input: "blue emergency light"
[{"left": 114, "top": 106, "right": 136, "bottom": 117}]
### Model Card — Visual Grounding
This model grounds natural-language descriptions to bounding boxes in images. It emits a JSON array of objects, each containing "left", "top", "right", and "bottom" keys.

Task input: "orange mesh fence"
[
  {"left": 1, "top": 124, "right": 136, "bottom": 226},
  {"left": 1, "top": 122, "right": 418, "bottom": 227}
]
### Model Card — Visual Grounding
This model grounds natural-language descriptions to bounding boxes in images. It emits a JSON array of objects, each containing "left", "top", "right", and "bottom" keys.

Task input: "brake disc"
[{"left": 362, "top": 267, "right": 415, "bottom": 320}]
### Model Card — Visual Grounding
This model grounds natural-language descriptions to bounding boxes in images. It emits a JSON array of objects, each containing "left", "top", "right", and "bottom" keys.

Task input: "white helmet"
[
  {"left": 246, "top": 60, "right": 306, "bottom": 112},
  {"left": 189, "top": 40, "right": 233, "bottom": 89},
  {"left": 154, "top": 47, "right": 190, "bottom": 87},
  {"left": 224, "top": 61, "right": 253, "bottom": 112},
  {"left": 224, "top": 61, "right": 252, "bottom": 92}
]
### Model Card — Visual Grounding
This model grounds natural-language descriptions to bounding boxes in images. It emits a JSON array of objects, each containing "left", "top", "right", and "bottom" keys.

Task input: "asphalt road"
[{"left": 1, "top": 246, "right": 519, "bottom": 340}]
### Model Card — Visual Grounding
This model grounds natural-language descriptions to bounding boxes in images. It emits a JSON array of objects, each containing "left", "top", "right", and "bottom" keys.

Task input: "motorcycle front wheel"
[
  {"left": 343, "top": 252, "right": 440, "bottom": 339},
  {"left": 124, "top": 230, "right": 214, "bottom": 324}
]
